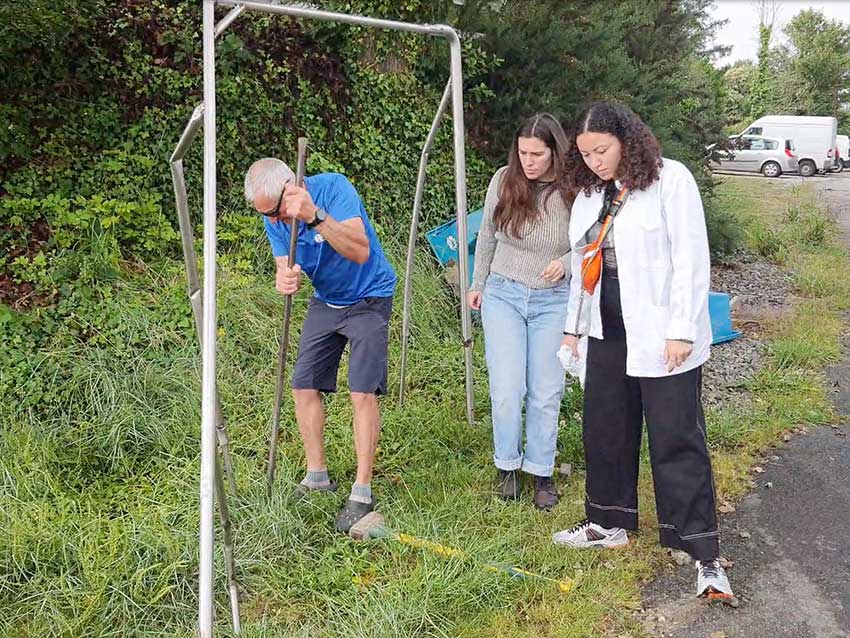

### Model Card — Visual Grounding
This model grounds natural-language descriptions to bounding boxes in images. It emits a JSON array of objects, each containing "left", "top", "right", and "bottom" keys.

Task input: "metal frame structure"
[{"left": 169, "top": 2, "right": 473, "bottom": 635}]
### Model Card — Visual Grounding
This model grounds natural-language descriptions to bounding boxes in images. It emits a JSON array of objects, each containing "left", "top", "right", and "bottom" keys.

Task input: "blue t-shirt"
[{"left": 263, "top": 173, "right": 396, "bottom": 306}]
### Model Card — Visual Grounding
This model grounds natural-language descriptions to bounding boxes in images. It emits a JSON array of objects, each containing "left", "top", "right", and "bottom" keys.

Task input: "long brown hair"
[
  {"left": 494, "top": 113, "right": 572, "bottom": 238},
  {"left": 566, "top": 101, "right": 663, "bottom": 196}
]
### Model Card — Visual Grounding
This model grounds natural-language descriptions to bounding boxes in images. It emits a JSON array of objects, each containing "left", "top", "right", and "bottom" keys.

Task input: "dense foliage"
[{"left": 0, "top": 2, "right": 764, "bottom": 634}]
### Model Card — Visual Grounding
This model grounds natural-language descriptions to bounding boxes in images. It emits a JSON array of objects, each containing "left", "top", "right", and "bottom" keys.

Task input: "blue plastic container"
[
  {"left": 708, "top": 291, "right": 740, "bottom": 345},
  {"left": 425, "top": 208, "right": 484, "bottom": 286}
]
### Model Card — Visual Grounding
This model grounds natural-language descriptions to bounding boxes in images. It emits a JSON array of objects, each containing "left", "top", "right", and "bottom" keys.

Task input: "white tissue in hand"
[{"left": 557, "top": 339, "right": 587, "bottom": 387}]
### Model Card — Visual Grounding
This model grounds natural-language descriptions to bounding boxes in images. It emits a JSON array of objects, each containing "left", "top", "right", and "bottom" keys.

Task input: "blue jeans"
[{"left": 481, "top": 273, "right": 569, "bottom": 477}]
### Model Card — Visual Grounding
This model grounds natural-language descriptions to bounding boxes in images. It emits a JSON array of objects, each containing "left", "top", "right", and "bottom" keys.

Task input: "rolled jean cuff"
[
  {"left": 494, "top": 455, "right": 522, "bottom": 471},
  {"left": 521, "top": 458, "right": 554, "bottom": 477}
]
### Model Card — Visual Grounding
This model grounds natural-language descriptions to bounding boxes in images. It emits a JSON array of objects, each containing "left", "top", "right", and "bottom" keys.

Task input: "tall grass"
[{"left": 2, "top": 180, "right": 848, "bottom": 636}]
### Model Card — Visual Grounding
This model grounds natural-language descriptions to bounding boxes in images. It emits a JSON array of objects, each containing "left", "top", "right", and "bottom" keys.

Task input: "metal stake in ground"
[{"left": 266, "top": 136, "right": 308, "bottom": 497}]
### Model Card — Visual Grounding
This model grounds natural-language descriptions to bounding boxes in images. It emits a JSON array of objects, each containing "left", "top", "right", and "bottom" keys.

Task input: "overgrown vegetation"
[{"left": 3, "top": 1, "right": 849, "bottom": 636}]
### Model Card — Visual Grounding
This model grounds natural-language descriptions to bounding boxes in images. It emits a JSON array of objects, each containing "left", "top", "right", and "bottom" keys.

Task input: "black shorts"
[{"left": 291, "top": 295, "right": 393, "bottom": 395}]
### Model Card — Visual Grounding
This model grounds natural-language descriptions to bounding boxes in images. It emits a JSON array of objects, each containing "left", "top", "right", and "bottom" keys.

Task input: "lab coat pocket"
[{"left": 645, "top": 263, "right": 671, "bottom": 307}]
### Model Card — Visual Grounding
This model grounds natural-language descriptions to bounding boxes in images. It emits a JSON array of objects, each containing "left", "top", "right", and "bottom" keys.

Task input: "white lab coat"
[{"left": 563, "top": 158, "right": 712, "bottom": 378}]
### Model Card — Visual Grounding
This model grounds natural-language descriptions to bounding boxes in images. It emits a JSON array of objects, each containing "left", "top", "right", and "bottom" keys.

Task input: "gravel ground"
[
  {"left": 703, "top": 252, "right": 792, "bottom": 408},
  {"left": 711, "top": 251, "right": 793, "bottom": 306}
]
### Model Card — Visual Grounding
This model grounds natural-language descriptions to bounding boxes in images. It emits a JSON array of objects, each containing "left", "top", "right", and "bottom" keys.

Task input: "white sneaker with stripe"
[{"left": 552, "top": 519, "right": 629, "bottom": 549}]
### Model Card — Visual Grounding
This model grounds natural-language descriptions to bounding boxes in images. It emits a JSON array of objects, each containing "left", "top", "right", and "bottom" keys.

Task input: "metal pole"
[
  {"left": 446, "top": 32, "right": 474, "bottom": 426},
  {"left": 218, "top": 0, "right": 447, "bottom": 35},
  {"left": 199, "top": 1, "right": 217, "bottom": 635},
  {"left": 215, "top": 4, "right": 246, "bottom": 38},
  {"left": 170, "top": 103, "right": 204, "bottom": 163},
  {"left": 214, "top": 455, "right": 241, "bottom": 634},
  {"left": 170, "top": 156, "right": 238, "bottom": 496},
  {"left": 266, "top": 137, "right": 308, "bottom": 497},
  {"left": 399, "top": 79, "right": 452, "bottom": 404}
]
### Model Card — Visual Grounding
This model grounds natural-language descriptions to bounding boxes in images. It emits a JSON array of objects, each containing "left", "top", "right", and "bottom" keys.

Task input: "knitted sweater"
[{"left": 470, "top": 166, "right": 572, "bottom": 291}]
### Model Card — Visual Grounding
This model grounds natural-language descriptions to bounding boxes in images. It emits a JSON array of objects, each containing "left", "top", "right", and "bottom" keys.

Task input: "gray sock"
[
  {"left": 349, "top": 482, "right": 372, "bottom": 504},
  {"left": 301, "top": 469, "right": 332, "bottom": 490}
]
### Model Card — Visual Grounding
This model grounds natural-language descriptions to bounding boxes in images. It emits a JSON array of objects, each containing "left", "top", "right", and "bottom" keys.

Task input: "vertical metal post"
[
  {"left": 446, "top": 34, "right": 474, "bottom": 426},
  {"left": 199, "top": 0, "right": 217, "bottom": 635},
  {"left": 171, "top": 156, "right": 241, "bottom": 633},
  {"left": 170, "top": 155, "right": 238, "bottom": 496},
  {"left": 399, "top": 79, "right": 452, "bottom": 403}
]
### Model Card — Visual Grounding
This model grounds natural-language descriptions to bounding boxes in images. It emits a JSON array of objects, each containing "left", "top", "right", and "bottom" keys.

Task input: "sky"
[{"left": 709, "top": 0, "right": 850, "bottom": 66}]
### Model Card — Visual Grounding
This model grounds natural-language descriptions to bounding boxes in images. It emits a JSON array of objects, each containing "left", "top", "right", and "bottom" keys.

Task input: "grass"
[
  {"left": 1, "top": 178, "right": 849, "bottom": 637},
  {"left": 704, "top": 176, "right": 850, "bottom": 499}
]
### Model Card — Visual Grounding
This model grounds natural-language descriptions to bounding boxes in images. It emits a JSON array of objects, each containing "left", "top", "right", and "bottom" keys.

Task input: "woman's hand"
[
  {"left": 540, "top": 260, "right": 566, "bottom": 282},
  {"left": 467, "top": 291, "right": 483, "bottom": 310},
  {"left": 664, "top": 339, "right": 693, "bottom": 373},
  {"left": 561, "top": 334, "right": 579, "bottom": 359}
]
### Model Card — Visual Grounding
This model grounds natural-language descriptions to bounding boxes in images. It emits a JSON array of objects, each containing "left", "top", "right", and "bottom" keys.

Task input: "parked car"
[
  {"left": 708, "top": 135, "right": 797, "bottom": 178},
  {"left": 737, "top": 115, "right": 837, "bottom": 177},
  {"left": 836, "top": 134, "right": 849, "bottom": 169}
]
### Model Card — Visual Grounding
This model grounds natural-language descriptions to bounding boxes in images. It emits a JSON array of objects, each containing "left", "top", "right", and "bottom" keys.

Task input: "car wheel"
[
  {"left": 761, "top": 161, "right": 781, "bottom": 178},
  {"left": 798, "top": 160, "right": 816, "bottom": 177}
]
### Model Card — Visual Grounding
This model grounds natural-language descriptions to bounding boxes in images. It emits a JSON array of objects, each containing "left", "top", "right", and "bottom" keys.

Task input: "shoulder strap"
[{"left": 594, "top": 186, "right": 630, "bottom": 245}]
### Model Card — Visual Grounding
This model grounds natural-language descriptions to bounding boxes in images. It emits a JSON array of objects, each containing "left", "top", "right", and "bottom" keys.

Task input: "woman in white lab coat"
[{"left": 552, "top": 101, "right": 735, "bottom": 604}]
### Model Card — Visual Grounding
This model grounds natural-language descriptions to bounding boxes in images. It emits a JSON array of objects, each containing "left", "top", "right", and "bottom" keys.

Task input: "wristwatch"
[{"left": 307, "top": 207, "right": 328, "bottom": 229}]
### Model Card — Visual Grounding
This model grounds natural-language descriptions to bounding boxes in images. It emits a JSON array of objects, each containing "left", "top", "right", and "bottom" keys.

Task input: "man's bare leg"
[
  {"left": 350, "top": 391, "right": 381, "bottom": 486},
  {"left": 293, "top": 388, "right": 333, "bottom": 489}
]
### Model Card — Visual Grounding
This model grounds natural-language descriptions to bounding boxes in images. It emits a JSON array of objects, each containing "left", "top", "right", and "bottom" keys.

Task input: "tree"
[
  {"left": 723, "top": 60, "right": 756, "bottom": 131},
  {"left": 745, "top": 0, "right": 778, "bottom": 120},
  {"left": 444, "top": 0, "right": 727, "bottom": 166},
  {"left": 775, "top": 9, "right": 850, "bottom": 126}
]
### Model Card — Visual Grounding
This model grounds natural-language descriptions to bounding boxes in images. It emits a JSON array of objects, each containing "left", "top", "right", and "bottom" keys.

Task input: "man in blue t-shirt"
[{"left": 244, "top": 157, "right": 396, "bottom": 533}]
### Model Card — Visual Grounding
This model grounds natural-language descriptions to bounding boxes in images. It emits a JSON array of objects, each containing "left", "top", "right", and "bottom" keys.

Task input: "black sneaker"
[
  {"left": 533, "top": 475, "right": 559, "bottom": 511},
  {"left": 495, "top": 469, "right": 519, "bottom": 501}
]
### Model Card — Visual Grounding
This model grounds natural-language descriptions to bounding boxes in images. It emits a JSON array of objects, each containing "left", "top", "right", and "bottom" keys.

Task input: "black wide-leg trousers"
[{"left": 582, "top": 271, "right": 719, "bottom": 561}]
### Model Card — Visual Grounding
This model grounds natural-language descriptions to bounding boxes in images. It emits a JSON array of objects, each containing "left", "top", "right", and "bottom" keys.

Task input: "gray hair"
[{"left": 244, "top": 157, "right": 296, "bottom": 202}]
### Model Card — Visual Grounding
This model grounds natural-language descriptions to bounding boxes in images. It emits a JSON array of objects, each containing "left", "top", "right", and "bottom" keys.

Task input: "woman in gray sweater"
[{"left": 467, "top": 113, "right": 573, "bottom": 510}]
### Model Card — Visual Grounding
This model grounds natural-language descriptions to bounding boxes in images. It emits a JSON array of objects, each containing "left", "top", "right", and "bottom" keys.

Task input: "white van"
[
  {"left": 837, "top": 134, "right": 849, "bottom": 169},
  {"left": 738, "top": 115, "right": 837, "bottom": 177}
]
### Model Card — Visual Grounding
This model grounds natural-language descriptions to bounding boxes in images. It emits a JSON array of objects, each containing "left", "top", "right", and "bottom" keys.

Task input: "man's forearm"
[{"left": 315, "top": 215, "right": 370, "bottom": 264}]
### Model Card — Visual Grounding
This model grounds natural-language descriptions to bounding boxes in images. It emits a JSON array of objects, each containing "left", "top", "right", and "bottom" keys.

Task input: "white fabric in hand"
[{"left": 557, "top": 338, "right": 587, "bottom": 387}]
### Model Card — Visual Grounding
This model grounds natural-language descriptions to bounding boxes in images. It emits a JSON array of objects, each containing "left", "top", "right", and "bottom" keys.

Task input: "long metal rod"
[
  {"left": 447, "top": 34, "right": 474, "bottom": 426},
  {"left": 170, "top": 103, "right": 204, "bottom": 163},
  {"left": 199, "top": 1, "right": 217, "bottom": 635},
  {"left": 266, "top": 137, "right": 308, "bottom": 497},
  {"left": 399, "top": 79, "right": 453, "bottom": 404},
  {"left": 170, "top": 158, "right": 238, "bottom": 496},
  {"left": 214, "top": 455, "right": 241, "bottom": 634},
  {"left": 218, "top": 0, "right": 449, "bottom": 36}
]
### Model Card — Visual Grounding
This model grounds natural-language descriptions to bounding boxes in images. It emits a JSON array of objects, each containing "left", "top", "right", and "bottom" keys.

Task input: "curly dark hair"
[
  {"left": 565, "top": 101, "right": 663, "bottom": 196},
  {"left": 494, "top": 113, "right": 573, "bottom": 238}
]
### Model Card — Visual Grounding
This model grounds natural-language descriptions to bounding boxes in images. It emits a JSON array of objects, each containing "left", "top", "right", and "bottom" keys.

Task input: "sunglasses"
[{"left": 260, "top": 189, "right": 285, "bottom": 217}]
